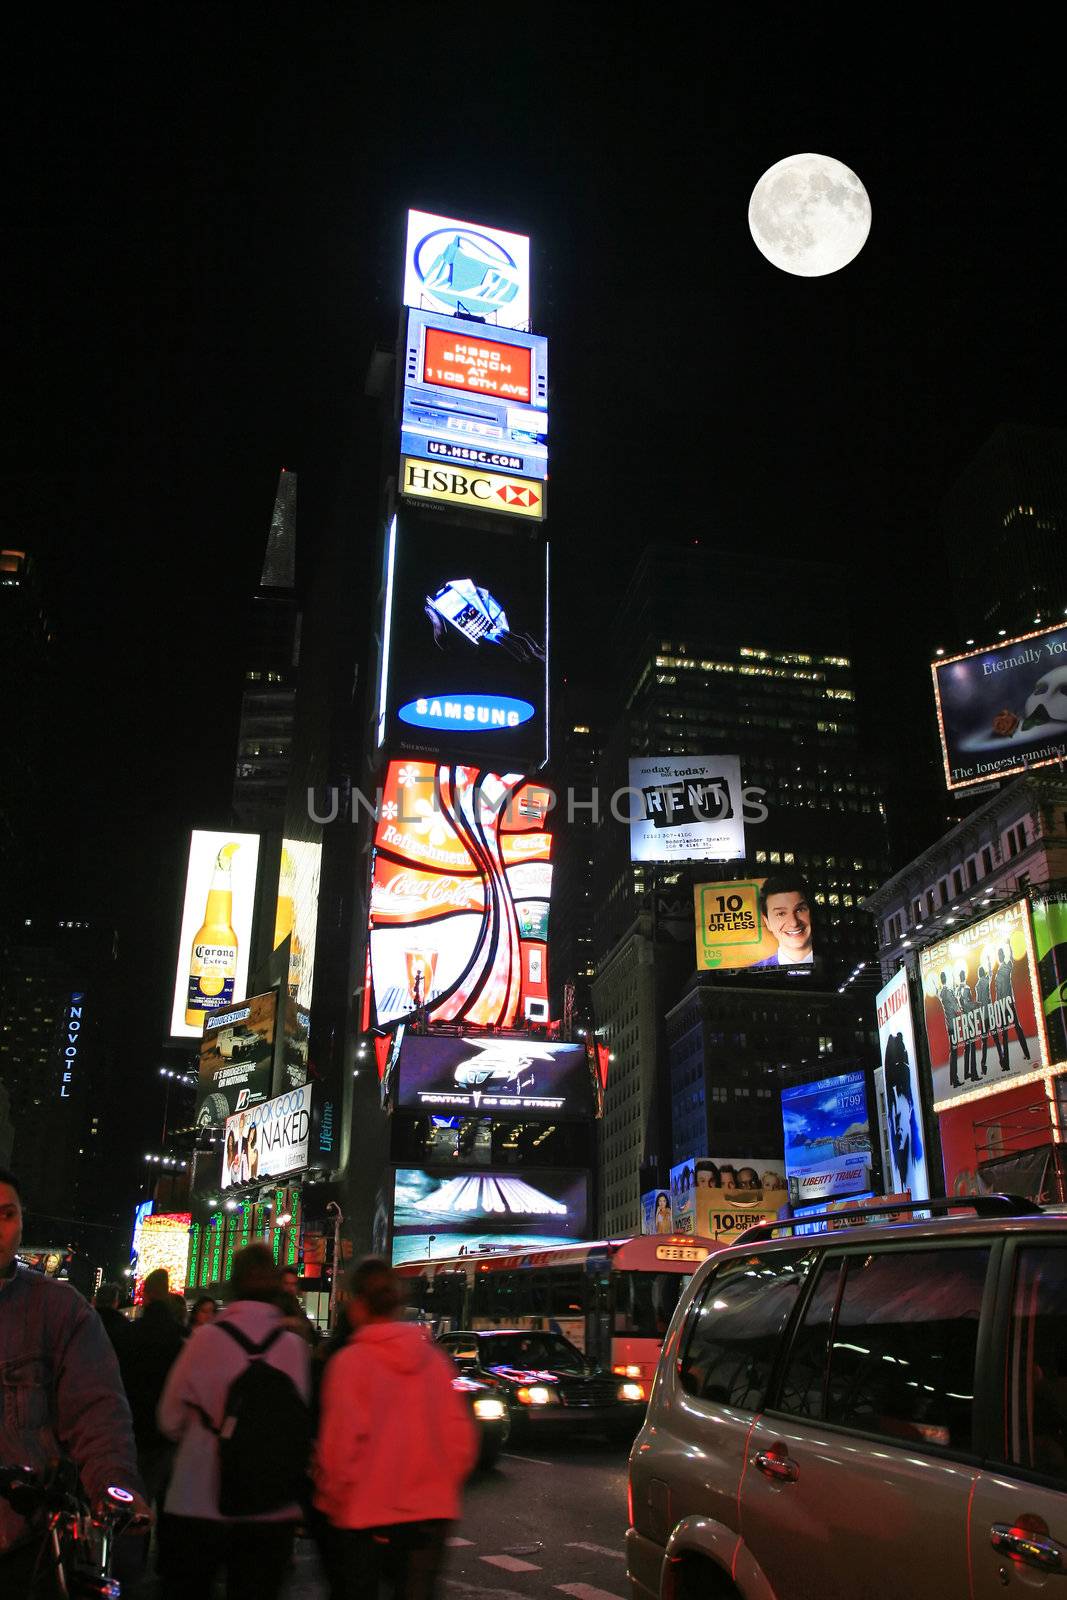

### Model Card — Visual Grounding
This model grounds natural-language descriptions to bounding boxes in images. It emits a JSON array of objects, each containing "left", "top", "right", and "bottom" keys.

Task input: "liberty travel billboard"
[
  {"left": 918, "top": 899, "right": 1044, "bottom": 1109},
  {"left": 781, "top": 1070, "right": 873, "bottom": 1205},
  {"left": 874, "top": 968, "right": 930, "bottom": 1203},
  {"left": 170, "top": 830, "right": 260, "bottom": 1039},
  {"left": 932, "top": 621, "right": 1067, "bottom": 791},
  {"left": 403, "top": 209, "right": 531, "bottom": 330},
  {"left": 628, "top": 756, "right": 745, "bottom": 863},
  {"left": 396, "top": 1036, "right": 592, "bottom": 1120}
]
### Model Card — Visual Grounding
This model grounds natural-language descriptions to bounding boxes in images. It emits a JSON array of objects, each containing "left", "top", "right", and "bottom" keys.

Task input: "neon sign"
[
  {"left": 398, "top": 694, "right": 535, "bottom": 732},
  {"left": 60, "top": 992, "right": 84, "bottom": 1099}
]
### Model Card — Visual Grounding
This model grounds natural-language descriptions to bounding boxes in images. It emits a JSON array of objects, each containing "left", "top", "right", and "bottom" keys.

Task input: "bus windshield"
[
  {"left": 614, "top": 1271, "right": 686, "bottom": 1339},
  {"left": 479, "top": 1332, "right": 588, "bottom": 1372}
]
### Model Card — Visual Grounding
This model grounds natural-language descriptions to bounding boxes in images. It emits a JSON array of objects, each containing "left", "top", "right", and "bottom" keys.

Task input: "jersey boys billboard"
[
  {"left": 403, "top": 210, "right": 531, "bottom": 330},
  {"left": 932, "top": 621, "right": 1067, "bottom": 790},
  {"left": 395, "top": 1036, "right": 592, "bottom": 1119},
  {"left": 377, "top": 511, "right": 548, "bottom": 767},
  {"left": 368, "top": 761, "right": 552, "bottom": 1030},
  {"left": 401, "top": 310, "right": 548, "bottom": 483},
  {"left": 628, "top": 756, "right": 745, "bottom": 863},
  {"left": 918, "top": 899, "right": 1043, "bottom": 1108}
]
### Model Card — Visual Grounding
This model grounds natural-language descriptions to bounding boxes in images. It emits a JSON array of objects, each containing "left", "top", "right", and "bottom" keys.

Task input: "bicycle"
[{"left": 0, "top": 1461, "right": 145, "bottom": 1597}]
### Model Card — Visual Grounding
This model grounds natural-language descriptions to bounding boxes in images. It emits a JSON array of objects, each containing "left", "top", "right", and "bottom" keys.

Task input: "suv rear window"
[
  {"left": 1007, "top": 1245, "right": 1067, "bottom": 1484},
  {"left": 777, "top": 1245, "right": 990, "bottom": 1452},
  {"left": 679, "top": 1250, "right": 813, "bottom": 1411}
]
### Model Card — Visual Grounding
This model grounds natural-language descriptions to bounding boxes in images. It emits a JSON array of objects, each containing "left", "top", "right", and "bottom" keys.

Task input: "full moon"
[{"left": 748, "top": 153, "right": 871, "bottom": 277}]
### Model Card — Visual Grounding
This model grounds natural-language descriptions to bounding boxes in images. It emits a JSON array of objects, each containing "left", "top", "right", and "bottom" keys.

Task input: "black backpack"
[{"left": 200, "top": 1322, "right": 311, "bottom": 1516}]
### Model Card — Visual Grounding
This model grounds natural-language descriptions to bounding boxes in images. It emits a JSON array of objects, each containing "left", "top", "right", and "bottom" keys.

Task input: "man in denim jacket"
[{"left": 0, "top": 1167, "right": 146, "bottom": 1590}]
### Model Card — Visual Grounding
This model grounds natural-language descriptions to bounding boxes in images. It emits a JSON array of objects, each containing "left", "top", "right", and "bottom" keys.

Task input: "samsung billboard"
[
  {"left": 932, "top": 621, "right": 1067, "bottom": 790},
  {"left": 395, "top": 1036, "right": 592, "bottom": 1119},
  {"left": 401, "top": 310, "right": 548, "bottom": 482}
]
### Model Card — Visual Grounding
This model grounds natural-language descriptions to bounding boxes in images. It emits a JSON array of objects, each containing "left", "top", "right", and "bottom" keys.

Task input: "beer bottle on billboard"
[
  {"left": 185, "top": 842, "right": 240, "bottom": 1027},
  {"left": 273, "top": 847, "right": 303, "bottom": 1000}
]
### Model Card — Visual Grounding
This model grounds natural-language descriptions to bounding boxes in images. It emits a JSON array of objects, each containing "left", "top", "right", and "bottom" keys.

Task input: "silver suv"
[{"left": 628, "top": 1196, "right": 1067, "bottom": 1600}]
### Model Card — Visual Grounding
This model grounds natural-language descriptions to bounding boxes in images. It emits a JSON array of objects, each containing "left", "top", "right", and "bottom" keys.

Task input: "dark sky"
[{"left": 8, "top": 16, "right": 1064, "bottom": 972}]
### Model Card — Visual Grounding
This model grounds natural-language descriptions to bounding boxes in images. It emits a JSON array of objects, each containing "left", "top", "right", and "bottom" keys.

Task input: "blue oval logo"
[{"left": 398, "top": 694, "right": 535, "bottom": 732}]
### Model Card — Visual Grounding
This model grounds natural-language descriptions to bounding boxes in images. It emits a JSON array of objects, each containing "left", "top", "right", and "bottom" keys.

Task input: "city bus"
[{"left": 394, "top": 1234, "right": 717, "bottom": 1381}]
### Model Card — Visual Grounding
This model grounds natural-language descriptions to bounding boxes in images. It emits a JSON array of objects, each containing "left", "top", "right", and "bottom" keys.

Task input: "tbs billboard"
[
  {"left": 377, "top": 510, "right": 548, "bottom": 767},
  {"left": 401, "top": 310, "right": 548, "bottom": 483},
  {"left": 694, "top": 876, "right": 817, "bottom": 974},
  {"left": 396, "top": 1036, "right": 591, "bottom": 1120},
  {"left": 932, "top": 621, "right": 1067, "bottom": 790},
  {"left": 628, "top": 756, "right": 745, "bottom": 864},
  {"left": 403, "top": 209, "right": 531, "bottom": 330}
]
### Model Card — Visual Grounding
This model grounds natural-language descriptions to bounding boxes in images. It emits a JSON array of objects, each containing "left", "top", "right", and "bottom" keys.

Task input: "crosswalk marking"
[
  {"left": 565, "top": 1542, "right": 626, "bottom": 1560},
  {"left": 446, "top": 1536, "right": 475, "bottom": 1547},
  {"left": 481, "top": 1554, "right": 542, "bottom": 1573},
  {"left": 555, "top": 1585, "right": 627, "bottom": 1600}
]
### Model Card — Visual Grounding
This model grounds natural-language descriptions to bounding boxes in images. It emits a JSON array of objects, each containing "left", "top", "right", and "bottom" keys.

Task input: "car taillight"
[{"left": 627, "top": 1476, "right": 634, "bottom": 1528}]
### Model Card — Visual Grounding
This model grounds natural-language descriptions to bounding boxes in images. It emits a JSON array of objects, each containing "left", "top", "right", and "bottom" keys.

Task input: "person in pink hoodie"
[{"left": 314, "top": 1256, "right": 477, "bottom": 1600}]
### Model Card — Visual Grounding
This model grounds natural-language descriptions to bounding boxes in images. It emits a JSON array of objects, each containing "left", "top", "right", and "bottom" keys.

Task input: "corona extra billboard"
[{"left": 170, "top": 830, "right": 260, "bottom": 1039}]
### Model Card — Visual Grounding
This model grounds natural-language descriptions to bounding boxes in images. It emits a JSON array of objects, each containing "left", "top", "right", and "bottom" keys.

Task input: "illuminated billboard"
[
  {"left": 135, "top": 1212, "right": 191, "bottom": 1304},
  {"left": 170, "top": 830, "right": 260, "bottom": 1039},
  {"left": 396, "top": 1036, "right": 591, "bottom": 1119},
  {"left": 401, "top": 310, "right": 548, "bottom": 482},
  {"left": 874, "top": 968, "right": 931, "bottom": 1202},
  {"left": 781, "top": 1071, "right": 873, "bottom": 1205},
  {"left": 669, "top": 1157, "right": 788, "bottom": 1240},
  {"left": 694, "top": 876, "right": 818, "bottom": 974},
  {"left": 196, "top": 991, "right": 276, "bottom": 1127},
  {"left": 369, "top": 761, "right": 552, "bottom": 1030},
  {"left": 400, "top": 456, "right": 545, "bottom": 522},
  {"left": 932, "top": 621, "right": 1067, "bottom": 790},
  {"left": 628, "top": 756, "right": 744, "bottom": 863},
  {"left": 403, "top": 209, "right": 531, "bottom": 330},
  {"left": 1031, "top": 892, "right": 1067, "bottom": 1066},
  {"left": 377, "top": 510, "right": 548, "bottom": 766},
  {"left": 390, "top": 1168, "right": 587, "bottom": 1264},
  {"left": 918, "top": 900, "right": 1044, "bottom": 1109},
  {"left": 641, "top": 1189, "right": 673, "bottom": 1234},
  {"left": 274, "top": 839, "right": 321, "bottom": 1010},
  {"left": 221, "top": 1083, "right": 311, "bottom": 1190}
]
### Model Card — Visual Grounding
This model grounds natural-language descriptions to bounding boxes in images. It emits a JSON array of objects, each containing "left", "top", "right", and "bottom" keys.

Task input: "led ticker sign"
[
  {"left": 403, "top": 209, "right": 531, "bottom": 330},
  {"left": 401, "top": 310, "right": 548, "bottom": 482},
  {"left": 931, "top": 621, "right": 1067, "bottom": 791},
  {"left": 397, "top": 694, "right": 535, "bottom": 732},
  {"left": 400, "top": 457, "right": 545, "bottom": 521}
]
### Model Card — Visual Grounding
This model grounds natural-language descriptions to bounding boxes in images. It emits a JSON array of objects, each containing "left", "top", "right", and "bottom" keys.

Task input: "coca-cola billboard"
[{"left": 369, "top": 760, "right": 552, "bottom": 1030}]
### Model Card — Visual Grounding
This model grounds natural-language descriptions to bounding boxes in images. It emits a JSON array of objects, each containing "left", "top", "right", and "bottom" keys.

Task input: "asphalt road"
[{"left": 284, "top": 1433, "right": 633, "bottom": 1599}]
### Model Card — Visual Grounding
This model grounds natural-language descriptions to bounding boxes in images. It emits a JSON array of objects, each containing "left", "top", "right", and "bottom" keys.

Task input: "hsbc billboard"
[{"left": 400, "top": 457, "right": 545, "bottom": 522}]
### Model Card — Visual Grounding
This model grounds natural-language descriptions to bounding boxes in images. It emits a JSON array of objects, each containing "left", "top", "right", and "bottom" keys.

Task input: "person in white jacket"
[
  {"left": 156, "top": 1243, "right": 311, "bottom": 1600},
  {"left": 314, "top": 1256, "right": 477, "bottom": 1600}
]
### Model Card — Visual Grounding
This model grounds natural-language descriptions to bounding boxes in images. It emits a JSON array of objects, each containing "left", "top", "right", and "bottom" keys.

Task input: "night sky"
[{"left": 7, "top": 18, "right": 1064, "bottom": 1184}]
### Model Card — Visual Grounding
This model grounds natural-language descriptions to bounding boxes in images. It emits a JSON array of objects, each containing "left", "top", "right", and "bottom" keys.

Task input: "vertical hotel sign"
[{"left": 60, "top": 992, "right": 84, "bottom": 1099}]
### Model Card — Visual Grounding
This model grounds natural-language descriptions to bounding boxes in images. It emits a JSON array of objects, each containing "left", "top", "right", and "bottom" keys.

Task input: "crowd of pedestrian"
[{"left": 0, "top": 1163, "right": 477, "bottom": 1599}]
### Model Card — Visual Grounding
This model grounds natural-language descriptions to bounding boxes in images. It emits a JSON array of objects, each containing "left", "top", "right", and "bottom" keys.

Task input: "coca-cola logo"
[{"left": 375, "top": 872, "right": 483, "bottom": 910}]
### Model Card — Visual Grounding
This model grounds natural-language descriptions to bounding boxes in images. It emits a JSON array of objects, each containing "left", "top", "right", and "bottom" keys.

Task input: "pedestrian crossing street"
[{"left": 443, "top": 1535, "right": 627, "bottom": 1600}]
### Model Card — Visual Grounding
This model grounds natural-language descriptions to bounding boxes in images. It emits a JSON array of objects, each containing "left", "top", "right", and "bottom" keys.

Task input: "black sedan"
[
  {"left": 452, "top": 1371, "right": 511, "bottom": 1468},
  {"left": 437, "top": 1329, "right": 647, "bottom": 1438}
]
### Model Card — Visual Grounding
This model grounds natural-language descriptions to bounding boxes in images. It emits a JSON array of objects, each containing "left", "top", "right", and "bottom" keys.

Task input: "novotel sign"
[
  {"left": 60, "top": 992, "right": 85, "bottom": 1100},
  {"left": 398, "top": 694, "right": 535, "bottom": 732}
]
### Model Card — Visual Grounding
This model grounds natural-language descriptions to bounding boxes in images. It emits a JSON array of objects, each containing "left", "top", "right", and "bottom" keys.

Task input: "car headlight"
[
  {"left": 515, "top": 1384, "right": 559, "bottom": 1406},
  {"left": 618, "top": 1381, "right": 646, "bottom": 1402},
  {"left": 473, "top": 1396, "right": 507, "bottom": 1421}
]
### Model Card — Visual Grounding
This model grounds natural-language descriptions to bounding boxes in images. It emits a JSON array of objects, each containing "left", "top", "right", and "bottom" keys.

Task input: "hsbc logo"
[{"left": 401, "top": 456, "right": 545, "bottom": 521}]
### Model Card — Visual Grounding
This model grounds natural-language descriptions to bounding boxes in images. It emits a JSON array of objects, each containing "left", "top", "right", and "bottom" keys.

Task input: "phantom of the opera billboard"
[
  {"left": 919, "top": 900, "right": 1044, "bottom": 1109},
  {"left": 221, "top": 1084, "right": 312, "bottom": 1191},
  {"left": 401, "top": 310, "right": 548, "bottom": 483},
  {"left": 874, "top": 968, "right": 931, "bottom": 1202},
  {"left": 931, "top": 621, "right": 1067, "bottom": 791},
  {"left": 628, "top": 756, "right": 745, "bottom": 864},
  {"left": 196, "top": 991, "right": 277, "bottom": 1127},
  {"left": 395, "top": 1036, "right": 592, "bottom": 1119},
  {"left": 403, "top": 209, "right": 531, "bottom": 330},
  {"left": 390, "top": 1168, "right": 588, "bottom": 1264},
  {"left": 669, "top": 1157, "right": 788, "bottom": 1241},
  {"left": 377, "top": 511, "right": 549, "bottom": 767},
  {"left": 694, "top": 876, "right": 818, "bottom": 974},
  {"left": 169, "top": 830, "right": 260, "bottom": 1038},
  {"left": 781, "top": 1070, "right": 873, "bottom": 1206},
  {"left": 369, "top": 761, "right": 552, "bottom": 1030}
]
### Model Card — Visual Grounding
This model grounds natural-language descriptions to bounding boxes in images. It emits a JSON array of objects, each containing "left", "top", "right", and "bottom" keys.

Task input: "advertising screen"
[
  {"left": 401, "top": 310, "right": 548, "bottom": 482},
  {"left": 400, "top": 456, "right": 545, "bottom": 523},
  {"left": 694, "top": 876, "right": 818, "bottom": 974},
  {"left": 170, "top": 829, "right": 260, "bottom": 1038},
  {"left": 628, "top": 756, "right": 745, "bottom": 863},
  {"left": 378, "top": 510, "right": 548, "bottom": 766},
  {"left": 390, "top": 1167, "right": 588, "bottom": 1264},
  {"left": 369, "top": 761, "right": 552, "bottom": 1030},
  {"left": 196, "top": 991, "right": 277, "bottom": 1127},
  {"left": 396, "top": 1036, "right": 592, "bottom": 1119},
  {"left": 1030, "top": 892, "right": 1067, "bottom": 1067},
  {"left": 275, "top": 839, "right": 321, "bottom": 1010},
  {"left": 874, "top": 968, "right": 931, "bottom": 1202},
  {"left": 135, "top": 1213, "right": 191, "bottom": 1303},
  {"left": 931, "top": 621, "right": 1067, "bottom": 790},
  {"left": 918, "top": 899, "right": 1044, "bottom": 1108},
  {"left": 403, "top": 209, "right": 531, "bottom": 330},
  {"left": 641, "top": 1188, "right": 673, "bottom": 1235},
  {"left": 669, "top": 1157, "right": 788, "bottom": 1240},
  {"left": 221, "top": 1084, "right": 312, "bottom": 1190},
  {"left": 781, "top": 1071, "right": 873, "bottom": 1205}
]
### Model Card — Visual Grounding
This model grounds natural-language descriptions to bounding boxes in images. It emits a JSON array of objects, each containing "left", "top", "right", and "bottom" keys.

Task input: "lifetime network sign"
[{"left": 403, "top": 210, "right": 531, "bottom": 330}]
